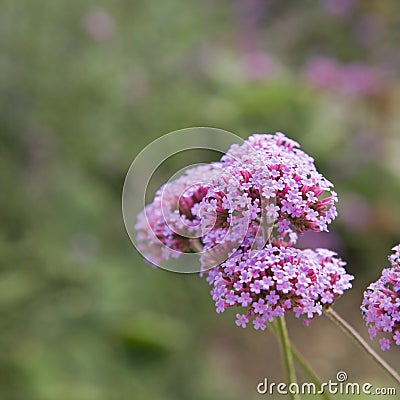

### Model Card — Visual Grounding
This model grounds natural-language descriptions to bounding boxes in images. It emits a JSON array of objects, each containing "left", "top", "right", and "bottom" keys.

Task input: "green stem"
[
  {"left": 276, "top": 316, "right": 301, "bottom": 400},
  {"left": 325, "top": 307, "right": 400, "bottom": 384},
  {"left": 291, "top": 349, "right": 332, "bottom": 400},
  {"left": 270, "top": 322, "right": 332, "bottom": 400}
]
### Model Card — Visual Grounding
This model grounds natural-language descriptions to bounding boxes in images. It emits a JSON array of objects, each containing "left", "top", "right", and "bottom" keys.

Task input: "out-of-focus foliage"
[{"left": 1, "top": 1, "right": 400, "bottom": 399}]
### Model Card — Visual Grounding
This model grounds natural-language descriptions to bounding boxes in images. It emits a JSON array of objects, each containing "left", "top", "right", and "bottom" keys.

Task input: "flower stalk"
[
  {"left": 325, "top": 307, "right": 400, "bottom": 384},
  {"left": 276, "top": 316, "right": 300, "bottom": 400},
  {"left": 270, "top": 321, "right": 332, "bottom": 400}
]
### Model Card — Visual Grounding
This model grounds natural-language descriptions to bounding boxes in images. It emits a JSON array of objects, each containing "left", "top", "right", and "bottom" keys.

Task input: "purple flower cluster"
[
  {"left": 210, "top": 132, "right": 338, "bottom": 247},
  {"left": 361, "top": 245, "right": 400, "bottom": 351},
  {"left": 206, "top": 245, "right": 353, "bottom": 329},
  {"left": 136, "top": 132, "right": 353, "bottom": 328},
  {"left": 135, "top": 164, "right": 220, "bottom": 265}
]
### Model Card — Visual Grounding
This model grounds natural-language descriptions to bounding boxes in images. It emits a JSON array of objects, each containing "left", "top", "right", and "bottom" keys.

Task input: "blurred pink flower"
[
  {"left": 242, "top": 51, "right": 280, "bottom": 81},
  {"left": 338, "top": 63, "right": 379, "bottom": 95},
  {"left": 304, "top": 57, "right": 382, "bottom": 96},
  {"left": 323, "top": 0, "right": 355, "bottom": 18},
  {"left": 297, "top": 231, "right": 343, "bottom": 253},
  {"left": 304, "top": 57, "right": 340, "bottom": 89},
  {"left": 339, "top": 193, "right": 371, "bottom": 232},
  {"left": 84, "top": 9, "right": 116, "bottom": 42}
]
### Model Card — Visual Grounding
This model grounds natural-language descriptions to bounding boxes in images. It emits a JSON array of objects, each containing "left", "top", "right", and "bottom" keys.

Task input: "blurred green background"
[{"left": 1, "top": 0, "right": 400, "bottom": 399}]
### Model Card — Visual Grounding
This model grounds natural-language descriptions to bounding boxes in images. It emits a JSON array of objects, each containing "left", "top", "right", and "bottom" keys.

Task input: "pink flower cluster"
[
  {"left": 206, "top": 245, "right": 353, "bottom": 329},
  {"left": 135, "top": 164, "right": 220, "bottom": 265},
  {"left": 361, "top": 245, "right": 400, "bottom": 351},
  {"left": 205, "top": 132, "right": 338, "bottom": 248},
  {"left": 136, "top": 132, "right": 353, "bottom": 328}
]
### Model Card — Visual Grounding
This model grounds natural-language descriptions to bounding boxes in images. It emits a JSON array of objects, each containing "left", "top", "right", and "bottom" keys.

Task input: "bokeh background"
[{"left": 1, "top": 0, "right": 400, "bottom": 399}]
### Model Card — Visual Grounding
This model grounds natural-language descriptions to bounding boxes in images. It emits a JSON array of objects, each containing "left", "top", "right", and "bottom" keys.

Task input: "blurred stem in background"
[{"left": 325, "top": 308, "right": 400, "bottom": 384}]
